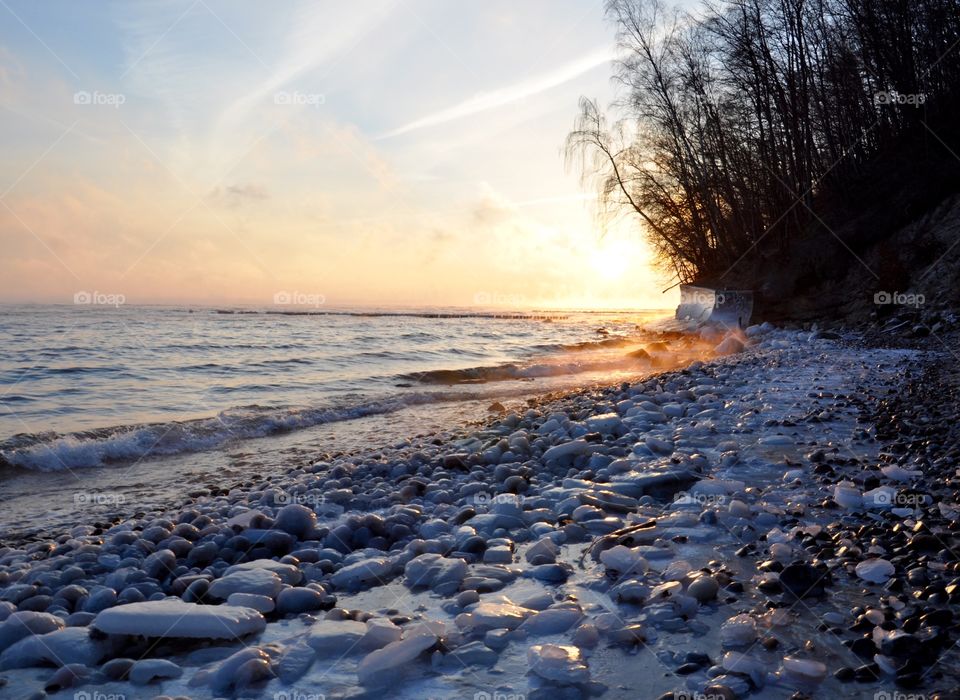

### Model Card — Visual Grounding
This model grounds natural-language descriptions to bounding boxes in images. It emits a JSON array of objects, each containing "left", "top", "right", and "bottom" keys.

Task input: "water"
[{"left": 0, "top": 304, "right": 683, "bottom": 539}]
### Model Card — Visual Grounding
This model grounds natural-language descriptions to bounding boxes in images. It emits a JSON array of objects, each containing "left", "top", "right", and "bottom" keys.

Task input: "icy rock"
[
  {"left": 0, "top": 627, "right": 112, "bottom": 669},
  {"left": 307, "top": 619, "right": 368, "bottom": 655},
  {"left": 274, "top": 504, "right": 317, "bottom": 539},
  {"left": 833, "top": 483, "right": 862, "bottom": 509},
  {"left": 543, "top": 439, "right": 595, "bottom": 462},
  {"left": 525, "top": 537, "right": 559, "bottom": 565},
  {"left": 331, "top": 557, "right": 396, "bottom": 590},
  {"left": 227, "top": 592, "right": 274, "bottom": 613},
  {"left": 456, "top": 602, "right": 532, "bottom": 633},
  {"left": 856, "top": 558, "right": 895, "bottom": 584},
  {"left": 782, "top": 656, "right": 828, "bottom": 683},
  {"left": 527, "top": 644, "right": 590, "bottom": 683},
  {"left": 720, "top": 614, "right": 757, "bottom": 647},
  {"left": 721, "top": 651, "right": 766, "bottom": 685},
  {"left": 207, "top": 568, "right": 283, "bottom": 600},
  {"left": 404, "top": 553, "right": 468, "bottom": 595},
  {"left": 863, "top": 486, "right": 897, "bottom": 509},
  {"left": 224, "top": 559, "right": 303, "bottom": 585},
  {"left": 687, "top": 575, "right": 719, "bottom": 602},
  {"left": 585, "top": 413, "right": 623, "bottom": 434},
  {"left": 358, "top": 632, "right": 437, "bottom": 685},
  {"left": 362, "top": 619, "right": 402, "bottom": 650},
  {"left": 129, "top": 658, "right": 182, "bottom": 684},
  {"left": 92, "top": 600, "right": 265, "bottom": 639},
  {"left": 440, "top": 640, "right": 498, "bottom": 667},
  {"left": 0, "top": 612, "right": 65, "bottom": 652},
  {"left": 881, "top": 465, "right": 922, "bottom": 482},
  {"left": 205, "top": 647, "right": 275, "bottom": 694},
  {"left": 599, "top": 545, "right": 648, "bottom": 575},
  {"left": 276, "top": 587, "right": 329, "bottom": 614},
  {"left": 518, "top": 607, "right": 583, "bottom": 635},
  {"left": 277, "top": 642, "right": 315, "bottom": 683},
  {"left": 715, "top": 335, "right": 745, "bottom": 355}
]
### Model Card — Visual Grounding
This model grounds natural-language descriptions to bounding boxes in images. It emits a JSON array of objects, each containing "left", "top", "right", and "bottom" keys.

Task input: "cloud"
[{"left": 378, "top": 46, "right": 615, "bottom": 139}]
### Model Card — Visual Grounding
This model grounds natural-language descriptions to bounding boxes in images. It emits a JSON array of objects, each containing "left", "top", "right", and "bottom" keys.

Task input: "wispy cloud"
[{"left": 378, "top": 46, "right": 615, "bottom": 139}]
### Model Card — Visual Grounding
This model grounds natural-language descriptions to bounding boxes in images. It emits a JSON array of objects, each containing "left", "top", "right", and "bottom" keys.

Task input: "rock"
[
  {"left": 358, "top": 632, "right": 437, "bottom": 685},
  {"left": 782, "top": 656, "right": 828, "bottom": 683},
  {"left": 207, "top": 568, "right": 283, "bottom": 600},
  {"left": 129, "top": 658, "right": 183, "bottom": 684},
  {"left": 527, "top": 644, "right": 590, "bottom": 683},
  {"left": 92, "top": 599, "right": 265, "bottom": 639},
  {"left": 456, "top": 602, "right": 532, "bottom": 633},
  {"left": 720, "top": 614, "right": 757, "bottom": 647},
  {"left": 599, "top": 545, "right": 648, "bottom": 576},
  {"left": 274, "top": 504, "right": 317, "bottom": 539},
  {"left": 226, "top": 592, "right": 275, "bottom": 613},
  {"left": 856, "top": 558, "right": 895, "bottom": 584},
  {"left": 307, "top": 619, "right": 368, "bottom": 655},
  {"left": 224, "top": 559, "right": 303, "bottom": 585},
  {"left": 687, "top": 575, "right": 720, "bottom": 602},
  {"left": 404, "top": 554, "right": 468, "bottom": 595},
  {"left": 276, "top": 587, "right": 330, "bottom": 614},
  {"left": 715, "top": 335, "right": 746, "bottom": 355},
  {"left": 779, "top": 563, "right": 827, "bottom": 598},
  {"left": 0, "top": 627, "right": 112, "bottom": 669},
  {"left": 543, "top": 439, "right": 596, "bottom": 462},
  {"left": 0, "top": 612, "right": 64, "bottom": 652}
]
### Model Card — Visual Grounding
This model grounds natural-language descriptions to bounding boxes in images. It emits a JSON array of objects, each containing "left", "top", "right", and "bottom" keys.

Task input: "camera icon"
[
  {"left": 873, "top": 291, "right": 891, "bottom": 305},
  {"left": 273, "top": 291, "right": 291, "bottom": 304},
  {"left": 274, "top": 91, "right": 291, "bottom": 105},
  {"left": 73, "top": 91, "right": 91, "bottom": 105},
  {"left": 74, "top": 291, "right": 92, "bottom": 304},
  {"left": 473, "top": 491, "right": 491, "bottom": 505},
  {"left": 871, "top": 490, "right": 892, "bottom": 506},
  {"left": 874, "top": 91, "right": 891, "bottom": 105}
]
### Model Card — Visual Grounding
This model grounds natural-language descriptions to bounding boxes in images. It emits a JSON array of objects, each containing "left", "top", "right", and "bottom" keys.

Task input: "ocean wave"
[
  {"left": 401, "top": 355, "right": 653, "bottom": 385},
  {"left": 0, "top": 391, "right": 511, "bottom": 472}
]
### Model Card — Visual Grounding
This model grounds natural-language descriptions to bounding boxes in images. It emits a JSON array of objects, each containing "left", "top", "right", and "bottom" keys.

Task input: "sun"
[{"left": 587, "top": 237, "right": 634, "bottom": 279}]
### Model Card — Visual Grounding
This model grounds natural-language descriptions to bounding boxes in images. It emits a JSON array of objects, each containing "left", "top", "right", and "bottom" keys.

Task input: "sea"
[{"left": 0, "top": 304, "right": 678, "bottom": 540}]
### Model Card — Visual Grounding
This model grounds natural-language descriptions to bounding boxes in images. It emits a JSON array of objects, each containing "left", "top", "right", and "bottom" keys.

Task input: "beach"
[{"left": 0, "top": 318, "right": 955, "bottom": 699}]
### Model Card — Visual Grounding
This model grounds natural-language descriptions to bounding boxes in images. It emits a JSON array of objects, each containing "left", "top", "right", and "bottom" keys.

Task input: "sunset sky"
[{"left": 0, "top": 0, "right": 678, "bottom": 310}]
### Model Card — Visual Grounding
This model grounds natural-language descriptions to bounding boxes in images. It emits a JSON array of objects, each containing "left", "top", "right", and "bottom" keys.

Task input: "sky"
[{"left": 0, "top": 0, "right": 679, "bottom": 310}]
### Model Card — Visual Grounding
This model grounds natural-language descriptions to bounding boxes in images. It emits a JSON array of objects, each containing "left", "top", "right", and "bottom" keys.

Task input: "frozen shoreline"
[{"left": 0, "top": 324, "right": 955, "bottom": 699}]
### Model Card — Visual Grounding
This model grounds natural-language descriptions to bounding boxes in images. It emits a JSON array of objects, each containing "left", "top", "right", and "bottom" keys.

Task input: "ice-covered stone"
[
  {"left": 331, "top": 557, "right": 396, "bottom": 590},
  {"left": 129, "top": 658, "right": 182, "bottom": 684},
  {"left": 456, "top": 602, "right": 532, "bottom": 633},
  {"left": 527, "top": 644, "right": 590, "bottom": 683},
  {"left": 358, "top": 632, "right": 437, "bottom": 685},
  {"left": 855, "top": 558, "right": 895, "bottom": 584},
  {"left": 224, "top": 559, "right": 302, "bottom": 585},
  {"left": 307, "top": 619, "right": 368, "bottom": 655},
  {"left": 404, "top": 553, "right": 468, "bottom": 595},
  {"left": 92, "top": 600, "right": 265, "bottom": 639},
  {"left": 207, "top": 568, "right": 283, "bottom": 600},
  {"left": 0, "top": 612, "right": 65, "bottom": 652},
  {"left": 782, "top": 656, "right": 828, "bottom": 683},
  {"left": 0, "top": 627, "right": 113, "bottom": 669},
  {"left": 599, "top": 545, "right": 648, "bottom": 575},
  {"left": 720, "top": 614, "right": 757, "bottom": 647}
]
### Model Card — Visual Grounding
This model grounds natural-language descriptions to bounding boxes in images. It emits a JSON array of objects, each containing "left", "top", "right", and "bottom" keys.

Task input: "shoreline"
[{"left": 0, "top": 323, "right": 956, "bottom": 699}]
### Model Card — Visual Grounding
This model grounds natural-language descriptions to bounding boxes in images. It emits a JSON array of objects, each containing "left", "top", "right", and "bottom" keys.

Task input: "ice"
[
  {"left": 720, "top": 614, "right": 757, "bottom": 647},
  {"left": 527, "top": 644, "right": 590, "bottom": 683},
  {"left": 856, "top": 558, "right": 895, "bottom": 583},
  {"left": 358, "top": 632, "right": 437, "bottom": 685},
  {"left": 0, "top": 612, "right": 64, "bottom": 652},
  {"left": 129, "top": 658, "right": 182, "bottom": 684},
  {"left": 455, "top": 602, "right": 533, "bottom": 633},
  {"left": 0, "top": 627, "right": 114, "bottom": 669},
  {"left": 224, "top": 559, "right": 303, "bottom": 585},
  {"left": 330, "top": 556, "right": 398, "bottom": 590},
  {"left": 207, "top": 568, "right": 283, "bottom": 599},
  {"left": 92, "top": 599, "right": 265, "bottom": 639},
  {"left": 306, "top": 619, "right": 368, "bottom": 655},
  {"left": 542, "top": 439, "right": 596, "bottom": 462},
  {"left": 404, "top": 553, "right": 468, "bottom": 595},
  {"left": 518, "top": 606, "right": 583, "bottom": 635}
]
